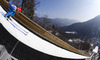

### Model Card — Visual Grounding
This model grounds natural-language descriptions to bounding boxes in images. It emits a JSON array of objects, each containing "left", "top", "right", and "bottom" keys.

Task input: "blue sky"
[{"left": 36, "top": 0, "right": 100, "bottom": 22}]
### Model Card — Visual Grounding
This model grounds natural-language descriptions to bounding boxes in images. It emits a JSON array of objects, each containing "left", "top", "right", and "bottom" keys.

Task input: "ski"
[{"left": 6, "top": 18, "right": 28, "bottom": 35}]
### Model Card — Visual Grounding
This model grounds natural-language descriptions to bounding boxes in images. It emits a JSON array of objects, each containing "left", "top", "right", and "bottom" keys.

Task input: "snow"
[{"left": 93, "top": 46, "right": 99, "bottom": 53}]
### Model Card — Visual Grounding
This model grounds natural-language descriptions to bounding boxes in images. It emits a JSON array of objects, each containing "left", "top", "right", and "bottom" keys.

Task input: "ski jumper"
[{"left": 4, "top": 3, "right": 17, "bottom": 18}]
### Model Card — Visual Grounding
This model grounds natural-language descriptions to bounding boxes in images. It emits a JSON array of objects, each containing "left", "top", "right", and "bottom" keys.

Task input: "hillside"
[
  {"left": 61, "top": 15, "right": 100, "bottom": 39},
  {"left": 50, "top": 18, "right": 79, "bottom": 26},
  {"left": 35, "top": 17, "right": 79, "bottom": 27}
]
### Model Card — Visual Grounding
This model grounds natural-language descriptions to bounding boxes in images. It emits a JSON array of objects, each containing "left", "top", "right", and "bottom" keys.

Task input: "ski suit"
[{"left": 4, "top": 3, "right": 17, "bottom": 18}]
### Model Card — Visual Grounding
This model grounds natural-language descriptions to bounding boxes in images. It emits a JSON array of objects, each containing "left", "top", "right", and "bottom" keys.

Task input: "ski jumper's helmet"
[{"left": 16, "top": 8, "right": 21, "bottom": 13}]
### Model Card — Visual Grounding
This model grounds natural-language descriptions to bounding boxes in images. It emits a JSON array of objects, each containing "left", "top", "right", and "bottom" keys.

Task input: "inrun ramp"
[{"left": 0, "top": 0, "right": 89, "bottom": 59}]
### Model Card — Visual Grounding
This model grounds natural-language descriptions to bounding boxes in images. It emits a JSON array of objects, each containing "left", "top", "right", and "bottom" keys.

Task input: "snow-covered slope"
[{"left": 0, "top": 6, "right": 88, "bottom": 59}]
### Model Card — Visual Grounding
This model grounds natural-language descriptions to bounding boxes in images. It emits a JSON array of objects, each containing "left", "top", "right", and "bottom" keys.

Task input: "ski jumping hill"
[{"left": 0, "top": 0, "right": 89, "bottom": 59}]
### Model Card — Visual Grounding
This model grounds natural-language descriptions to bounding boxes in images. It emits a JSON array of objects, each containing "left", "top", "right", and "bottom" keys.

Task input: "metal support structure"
[{"left": 10, "top": 41, "right": 19, "bottom": 55}]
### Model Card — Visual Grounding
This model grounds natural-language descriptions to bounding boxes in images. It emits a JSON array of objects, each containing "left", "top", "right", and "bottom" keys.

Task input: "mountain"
[
  {"left": 38, "top": 17, "right": 79, "bottom": 27},
  {"left": 61, "top": 15, "right": 100, "bottom": 39},
  {"left": 50, "top": 18, "right": 79, "bottom": 26}
]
